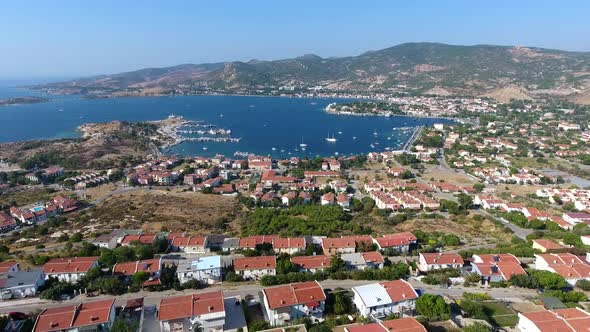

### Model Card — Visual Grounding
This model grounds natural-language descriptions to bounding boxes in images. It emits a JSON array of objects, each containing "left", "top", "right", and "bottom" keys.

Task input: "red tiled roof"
[
  {"left": 33, "top": 299, "right": 115, "bottom": 332},
  {"left": 0, "top": 261, "right": 17, "bottom": 273},
  {"left": 291, "top": 255, "right": 331, "bottom": 269},
  {"left": 533, "top": 239, "right": 563, "bottom": 250},
  {"left": 272, "top": 237, "right": 305, "bottom": 249},
  {"left": 112, "top": 259, "right": 161, "bottom": 276},
  {"left": 158, "top": 290, "right": 225, "bottom": 321},
  {"left": 120, "top": 234, "right": 156, "bottom": 245},
  {"left": 375, "top": 232, "right": 417, "bottom": 248},
  {"left": 381, "top": 317, "right": 427, "bottom": 332},
  {"left": 239, "top": 235, "right": 279, "bottom": 248},
  {"left": 263, "top": 281, "right": 325, "bottom": 309},
  {"left": 321, "top": 237, "right": 355, "bottom": 250},
  {"left": 361, "top": 251, "right": 385, "bottom": 264},
  {"left": 380, "top": 280, "right": 418, "bottom": 303},
  {"left": 234, "top": 256, "right": 276, "bottom": 271},
  {"left": 43, "top": 257, "right": 98, "bottom": 275},
  {"left": 421, "top": 253, "right": 463, "bottom": 265}
]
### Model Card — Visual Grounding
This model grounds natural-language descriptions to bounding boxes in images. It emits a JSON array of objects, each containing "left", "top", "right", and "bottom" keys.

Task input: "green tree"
[
  {"left": 463, "top": 322, "right": 492, "bottom": 332},
  {"left": 329, "top": 255, "right": 346, "bottom": 273},
  {"left": 132, "top": 271, "right": 150, "bottom": 287},
  {"left": 333, "top": 292, "right": 351, "bottom": 315},
  {"left": 111, "top": 318, "right": 139, "bottom": 332},
  {"left": 415, "top": 294, "right": 450, "bottom": 321}
]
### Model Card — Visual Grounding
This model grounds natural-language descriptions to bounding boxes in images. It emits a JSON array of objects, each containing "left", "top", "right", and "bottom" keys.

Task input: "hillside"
[{"left": 35, "top": 43, "right": 590, "bottom": 103}]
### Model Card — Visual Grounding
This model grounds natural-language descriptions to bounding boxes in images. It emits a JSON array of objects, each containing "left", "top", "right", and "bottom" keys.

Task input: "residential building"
[
  {"left": 471, "top": 254, "right": 526, "bottom": 283},
  {"left": 291, "top": 256, "right": 331, "bottom": 273},
  {"left": 43, "top": 257, "right": 99, "bottom": 283},
  {"left": 112, "top": 258, "right": 162, "bottom": 286},
  {"left": 532, "top": 239, "right": 563, "bottom": 253},
  {"left": 517, "top": 308, "right": 590, "bottom": 332},
  {"left": 418, "top": 253, "right": 463, "bottom": 272},
  {"left": 233, "top": 256, "right": 276, "bottom": 280},
  {"left": 33, "top": 299, "right": 116, "bottom": 332},
  {"left": 321, "top": 237, "right": 356, "bottom": 255},
  {"left": 261, "top": 281, "right": 326, "bottom": 326},
  {"left": 273, "top": 237, "right": 306, "bottom": 255},
  {"left": 373, "top": 232, "right": 417, "bottom": 252},
  {"left": 535, "top": 253, "right": 590, "bottom": 285},
  {"left": 0, "top": 268, "right": 45, "bottom": 300},
  {"left": 341, "top": 252, "right": 385, "bottom": 270},
  {"left": 177, "top": 256, "right": 222, "bottom": 285},
  {"left": 344, "top": 317, "right": 427, "bottom": 332},
  {"left": 172, "top": 236, "right": 209, "bottom": 254},
  {"left": 0, "top": 261, "right": 19, "bottom": 274},
  {"left": 158, "top": 291, "right": 226, "bottom": 332},
  {"left": 352, "top": 280, "right": 419, "bottom": 319}
]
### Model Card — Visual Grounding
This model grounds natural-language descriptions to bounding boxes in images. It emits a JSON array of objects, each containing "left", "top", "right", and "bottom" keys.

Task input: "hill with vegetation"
[{"left": 35, "top": 43, "right": 590, "bottom": 103}]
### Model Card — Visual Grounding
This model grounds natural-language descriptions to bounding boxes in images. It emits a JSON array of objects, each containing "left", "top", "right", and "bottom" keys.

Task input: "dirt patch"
[
  {"left": 0, "top": 186, "right": 58, "bottom": 206},
  {"left": 70, "top": 189, "right": 239, "bottom": 235},
  {"left": 481, "top": 84, "right": 532, "bottom": 103}
]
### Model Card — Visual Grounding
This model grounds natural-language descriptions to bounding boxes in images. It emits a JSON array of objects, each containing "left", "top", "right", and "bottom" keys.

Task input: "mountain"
[{"left": 35, "top": 42, "right": 590, "bottom": 103}]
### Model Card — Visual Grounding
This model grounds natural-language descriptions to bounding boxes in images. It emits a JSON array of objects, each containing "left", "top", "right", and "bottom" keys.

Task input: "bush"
[
  {"left": 576, "top": 279, "right": 590, "bottom": 291},
  {"left": 416, "top": 294, "right": 450, "bottom": 321}
]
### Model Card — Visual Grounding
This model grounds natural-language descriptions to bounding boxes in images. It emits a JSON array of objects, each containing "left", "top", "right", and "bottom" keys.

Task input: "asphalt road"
[{"left": 0, "top": 278, "right": 538, "bottom": 314}]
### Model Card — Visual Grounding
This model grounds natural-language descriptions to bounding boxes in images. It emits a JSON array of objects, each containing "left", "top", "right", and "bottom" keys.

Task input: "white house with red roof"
[
  {"left": 43, "top": 257, "right": 99, "bottom": 283},
  {"left": 419, "top": 253, "right": 463, "bottom": 272},
  {"left": 261, "top": 281, "right": 326, "bottom": 326},
  {"left": 112, "top": 258, "right": 162, "bottom": 286},
  {"left": 0, "top": 211, "right": 16, "bottom": 233},
  {"left": 320, "top": 192, "right": 335, "bottom": 206},
  {"left": 535, "top": 253, "right": 590, "bottom": 285},
  {"left": 291, "top": 255, "right": 331, "bottom": 273},
  {"left": 233, "top": 256, "right": 276, "bottom": 280},
  {"left": 517, "top": 308, "right": 590, "bottom": 332},
  {"left": 158, "top": 290, "right": 226, "bottom": 332},
  {"left": 352, "top": 280, "right": 419, "bottom": 319},
  {"left": 273, "top": 237, "right": 306, "bottom": 255},
  {"left": 373, "top": 232, "right": 417, "bottom": 252},
  {"left": 563, "top": 212, "right": 590, "bottom": 225},
  {"left": 171, "top": 236, "right": 209, "bottom": 254},
  {"left": 336, "top": 193, "right": 350, "bottom": 209},
  {"left": 321, "top": 237, "right": 356, "bottom": 255},
  {"left": 33, "top": 299, "right": 115, "bottom": 332},
  {"left": 471, "top": 254, "right": 526, "bottom": 283}
]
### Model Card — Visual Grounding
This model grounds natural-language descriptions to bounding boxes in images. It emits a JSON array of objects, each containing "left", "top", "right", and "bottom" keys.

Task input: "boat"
[
  {"left": 272, "top": 147, "right": 276, "bottom": 151},
  {"left": 338, "top": 131, "right": 343, "bottom": 135},
  {"left": 325, "top": 133, "right": 337, "bottom": 142},
  {"left": 299, "top": 137, "right": 307, "bottom": 148},
  {"left": 352, "top": 136, "right": 357, "bottom": 140},
  {"left": 370, "top": 144, "right": 375, "bottom": 148},
  {"left": 301, "top": 147, "right": 306, "bottom": 151},
  {"left": 310, "top": 102, "right": 317, "bottom": 105},
  {"left": 373, "top": 131, "right": 378, "bottom": 136},
  {"left": 202, "top": 147, "right": 208, "bottom": 151}
]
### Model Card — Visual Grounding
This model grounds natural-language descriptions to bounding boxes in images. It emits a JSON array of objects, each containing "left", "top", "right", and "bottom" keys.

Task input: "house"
[
  {"left": 352, "top": 280, "right": 419, "bottom": 319},
  {"left": 418, "top": 253, "right": 463, "bottom": 272},
  {"left": 112, "top": 258, "right": 162, "bottom": 286},
  {"left": 176, "top": 256, "right": 222, "bottom": 285},
  {"left": 238, "top": 235, "right": 278, "bottom": 250},
  {"left": 532, "top": 239, "right": 563, "bottom": 253},
  {"left": 261, "top": 281, "right": 326, "bottom": 326},
  {"left": 0, "top": 261, "right": 19, "bottom": 274},
  {"left": 471, "top": 254, "right": 526, "bottom": 283},
  {"left": 91, "top": 229, "right": 131, "bottom": 250},
  {"left": 344, "top": 317, "right": 427, "bottom": 332},
  {"left": 43, "top": 257, "right": 99, "bottom": 283},
  {"left": 158, "top": 291, "right": 226, "bottom": 332},
  {"left": 0, "top": 211, "right": 16, "bottom": 233},
  {"left": 534, "top": 253, "right": 590, "bottom": 285},
  {"left": 291, "top": 256, "right": 331, "bottom": 273},
  {"left": 171, "top": 236, "right": 209, "bottom": 254},
  {"left": 233, "top": 256, "right": 276, "bottom": 280},
  {"left": 222, "top": 237, "right": 240, "bottom": 252},
  {"left": 33, "top": 299, "right": 116, "bottom": 332},
  {"left": 517, "top": 308, "right": 590, "bottom": 332},
  {"left": 321, "top": 237, "right": 356, "bottom": 255},
  {"left": 336, "top": 193, "right": 350, "bottom": 209},
  {"left": 272, "top": 237, "right": 306, "bottom": 255},
  {"left": 563, "top": 212, "right": 590, "bottom": 225},
  {"left": 0, "top": 268, "right": 45, "bottom": 300},
  {"left": 373, "top": 232, "right": 417, "bottom": 252},
  {"left": 320, "top": 192, "right": 335, "bottom": 206},
  {"left": 341, "top": 252, "right": 385, "bottom": 270},
  {"left": 120, "top": 234, "right": 157, "bottom": 246}
]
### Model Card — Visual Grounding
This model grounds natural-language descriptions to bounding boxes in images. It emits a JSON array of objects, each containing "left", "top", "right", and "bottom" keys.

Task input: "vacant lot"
[
  {"left": 393, "top": 214, "right": 512, "bottom": 243},
  {"left": 70, "top": 189, "right": 239, "bottom": 235},
  {"left": 0, "top": 186, "right": 58, "bottom": 207}
]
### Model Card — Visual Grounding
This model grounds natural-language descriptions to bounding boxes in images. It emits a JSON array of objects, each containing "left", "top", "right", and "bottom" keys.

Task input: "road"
[{"left": 0, "top": 278, "right": 538, "bottom": 314}]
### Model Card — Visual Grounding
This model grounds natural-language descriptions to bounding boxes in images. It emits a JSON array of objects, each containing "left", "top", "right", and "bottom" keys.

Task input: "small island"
[
  {"left": 324, "top": 101, "right": 405, "bottom": 117},
  {"left": 0, "top": 96, "right": 48, "bottom": 106}
]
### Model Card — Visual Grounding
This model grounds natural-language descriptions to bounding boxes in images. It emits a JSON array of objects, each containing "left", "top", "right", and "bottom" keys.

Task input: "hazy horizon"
[{"left": 2, "top": 1, "right": 589, "bottom": 79}]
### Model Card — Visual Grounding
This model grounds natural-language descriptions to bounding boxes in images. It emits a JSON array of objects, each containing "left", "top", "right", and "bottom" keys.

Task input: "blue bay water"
[{"left": 0, "top": 88, "right": 453, "bottom": 158}]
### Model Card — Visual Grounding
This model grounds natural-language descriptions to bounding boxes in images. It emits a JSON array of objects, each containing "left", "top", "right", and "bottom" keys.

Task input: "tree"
[
  {"left": 132, "top": 271, "right": 150, "bottom": 287},
  {"left": 276, "top": 255, "right": 298, "bottom": 275},
  {"left": 329, "top": 255, "right": 346, "bottom": 273},
  {"left": 473, "top": 183, "right": 485, "bottom": 193},
  {"left": 111, "top": 318, "right": 139, "bottom": 332},
  {"left": 415, "top": 294, "right": 450, "bottom": 321},
  {"left": 333, "top": 292, "right": 351, "bottom": 315},
  {"left": 530, "top": 270, "right": 567, "bottom": 290},
  {"left": 576, "top": 279, "right": 590, "bottom": 291},
  {"left": 248, "top": 320, "right": 270, "bottom": 332}
]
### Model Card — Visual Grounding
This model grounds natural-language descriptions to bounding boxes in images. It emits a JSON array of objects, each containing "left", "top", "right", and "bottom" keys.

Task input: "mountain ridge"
[{"left": 35, "top": 42, "right": 590, "bottom": 103}]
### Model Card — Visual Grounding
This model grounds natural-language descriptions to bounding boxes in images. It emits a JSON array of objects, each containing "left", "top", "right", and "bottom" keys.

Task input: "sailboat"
[
  {"left": 299, "top": 137, "right": 307, "bottom": 148},
  {"left": 325, "top": 133, "right": 337, "bottom": 142}
]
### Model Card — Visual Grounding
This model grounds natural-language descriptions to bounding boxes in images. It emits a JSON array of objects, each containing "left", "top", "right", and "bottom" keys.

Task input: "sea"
[{"left": 0, "top": 86, "right": 455, "bottom": 158}]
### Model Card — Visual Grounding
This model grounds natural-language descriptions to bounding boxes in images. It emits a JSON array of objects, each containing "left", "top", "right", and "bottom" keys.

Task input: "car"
[
  {"left": 8, "top": 312, "right": 28, "bottom": 320},
  {"left": 59, "top": 294, "right": 72, "bottom": 301}
]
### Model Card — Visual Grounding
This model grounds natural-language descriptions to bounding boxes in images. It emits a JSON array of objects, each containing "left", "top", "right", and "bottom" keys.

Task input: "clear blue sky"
[{"left": 2, "top": 0, "right": 589, "bottom": 79}]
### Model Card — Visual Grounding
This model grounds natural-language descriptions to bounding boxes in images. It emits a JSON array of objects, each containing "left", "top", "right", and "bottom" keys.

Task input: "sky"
[{"left": 1, "top": 1, "right": 589, "bottom": 79}]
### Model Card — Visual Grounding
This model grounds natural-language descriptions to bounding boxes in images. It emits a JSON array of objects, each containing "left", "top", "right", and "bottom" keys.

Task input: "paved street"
[{"left": 0, "top": 277, "right": 538, "bottom": 314}]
